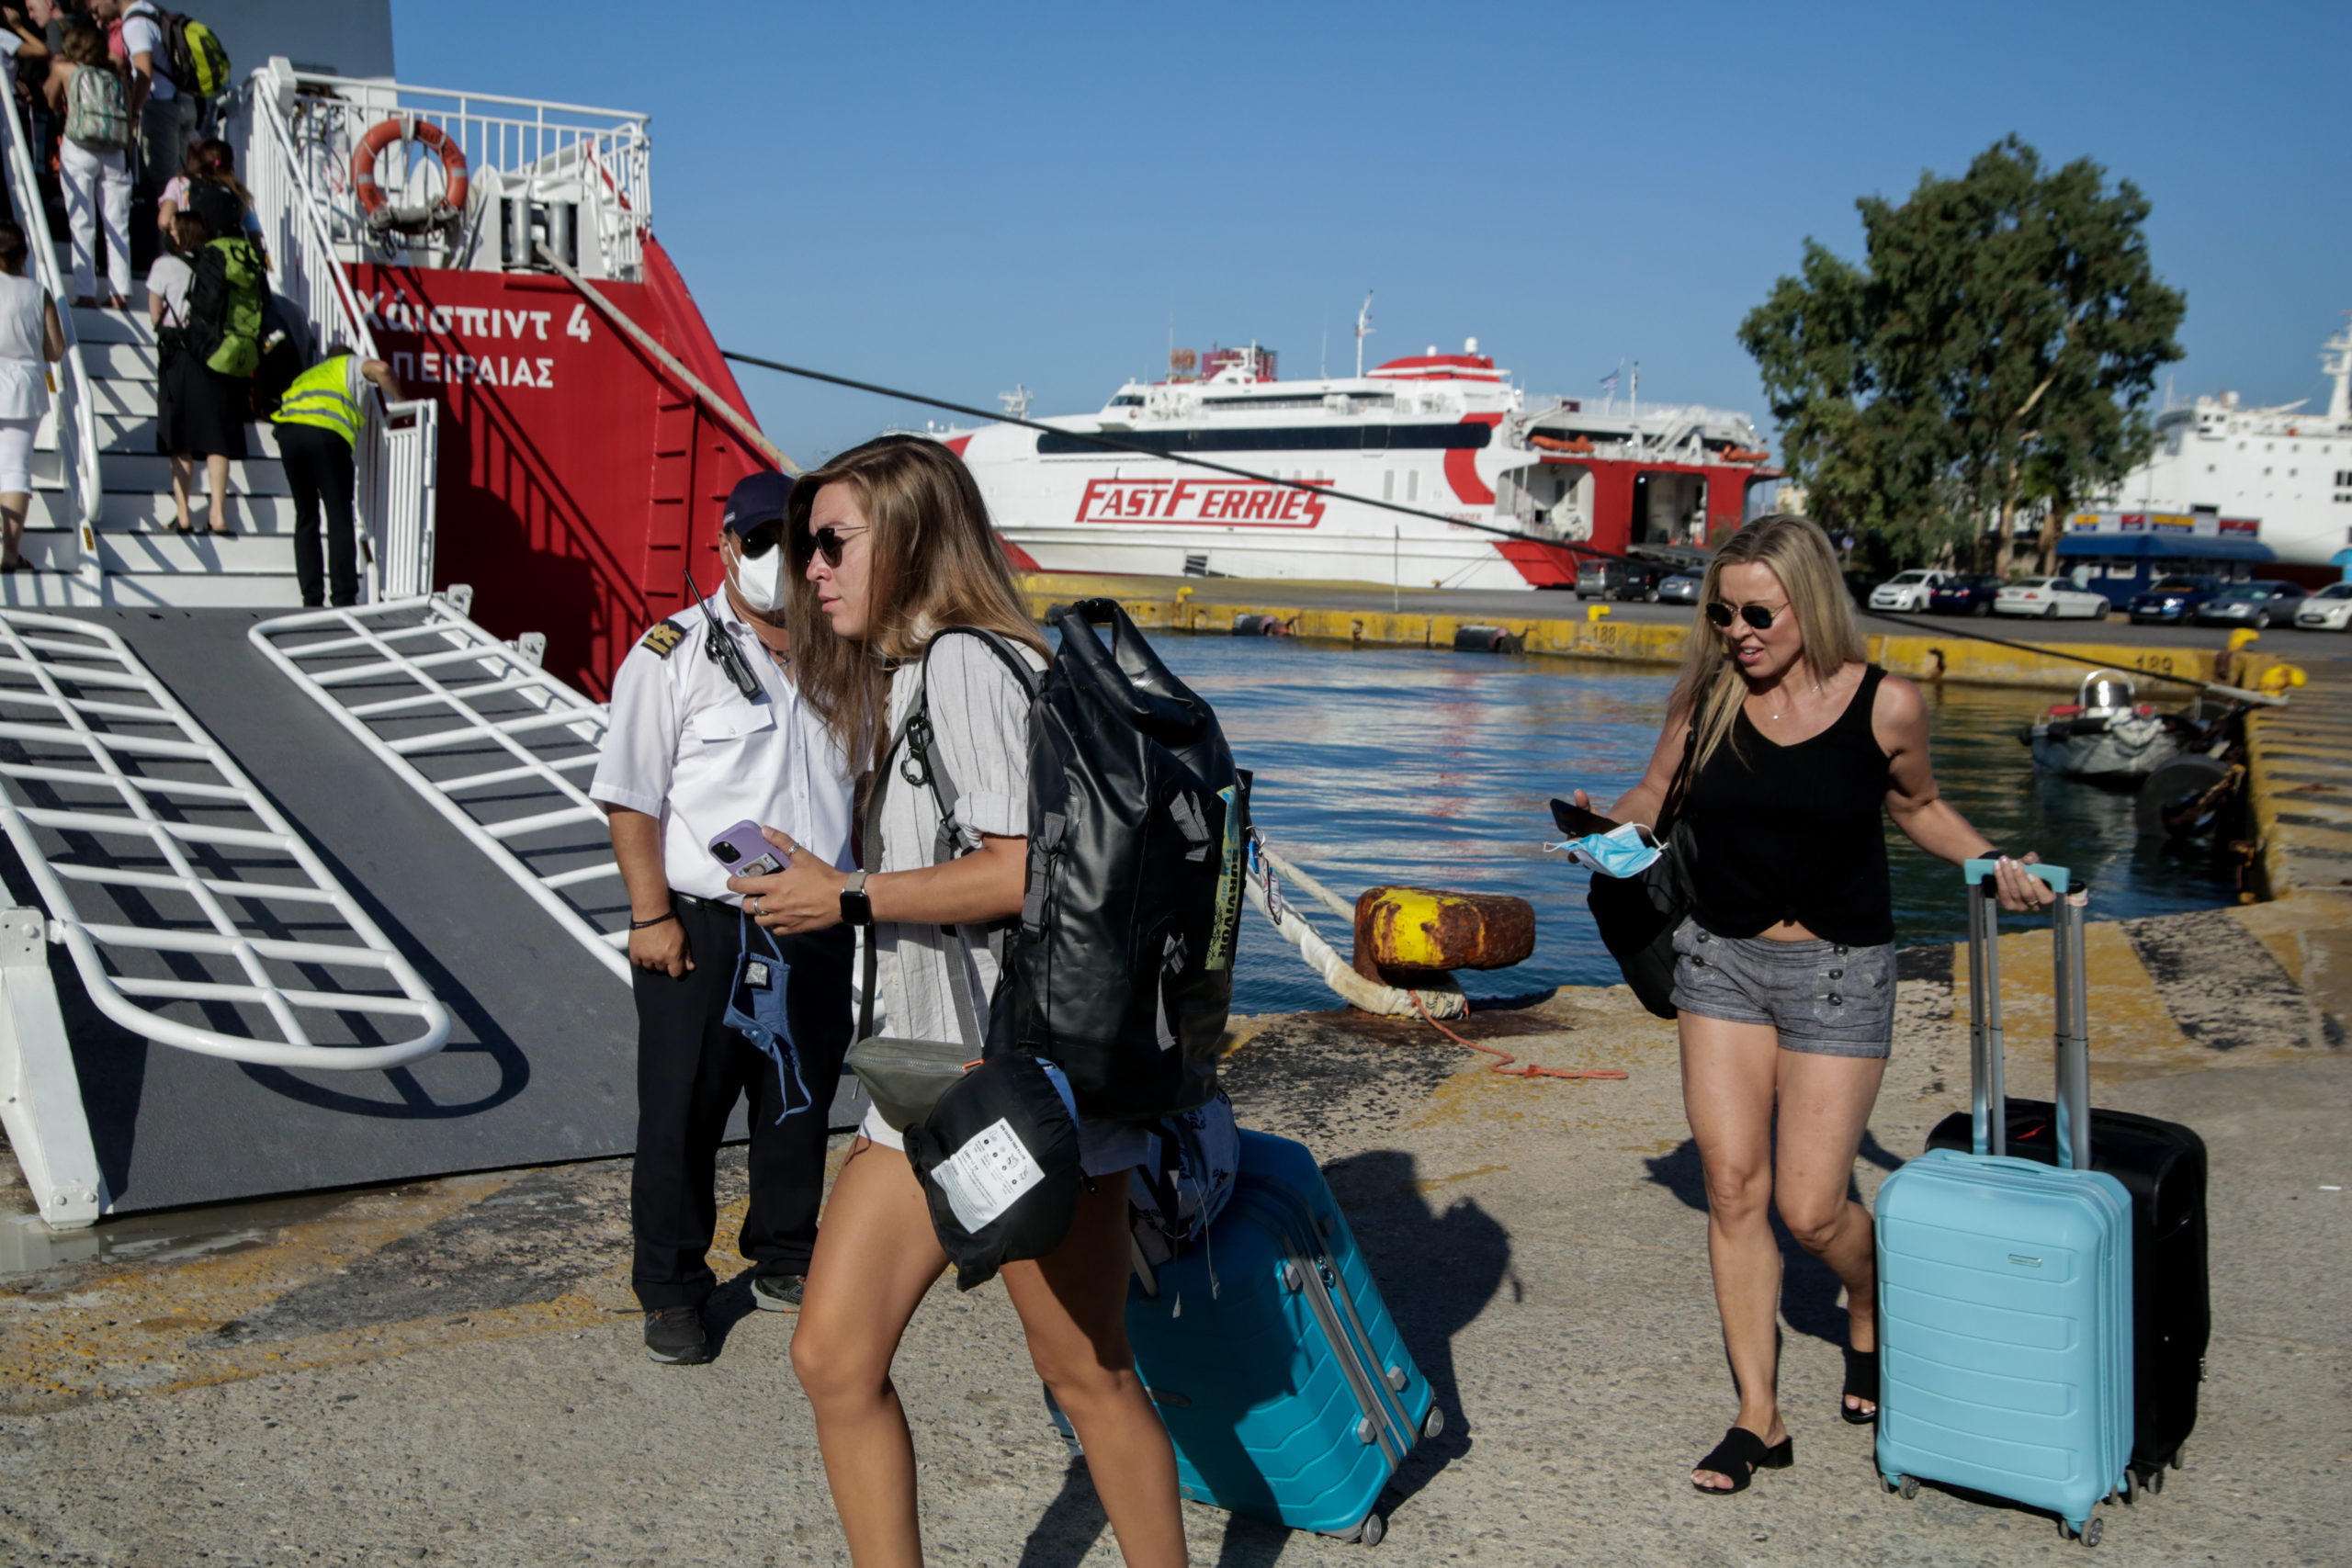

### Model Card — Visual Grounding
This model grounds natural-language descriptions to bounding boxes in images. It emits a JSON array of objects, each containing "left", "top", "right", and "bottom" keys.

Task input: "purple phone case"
[{"left": 707, "top": 819, "right": 783, "bottom": 877}]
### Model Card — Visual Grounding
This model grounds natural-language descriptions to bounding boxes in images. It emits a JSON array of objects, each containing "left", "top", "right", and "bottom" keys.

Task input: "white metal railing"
[
  {"left": 0, "top": 613, "right": 451, "bottom": 1068},
  {"left": 0, "top": 84, "right": 102, "bottom": 591},
  {"left": 274, "top": 71, "right": 650, "bottom": 280},
  {"left": 233, "top": 67, "right": 441, "bottom": 601},
  {"left": 249, "top": 592, "right": 628, "bottom": 983}
]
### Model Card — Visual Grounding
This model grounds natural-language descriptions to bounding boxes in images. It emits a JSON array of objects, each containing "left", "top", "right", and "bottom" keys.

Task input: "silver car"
[
  {"left": 1657, "top": 571, "right": 1703, "bottom": 605},
  {"left": 2295, "top": 581, "right": 2352, "bottom": 631}
]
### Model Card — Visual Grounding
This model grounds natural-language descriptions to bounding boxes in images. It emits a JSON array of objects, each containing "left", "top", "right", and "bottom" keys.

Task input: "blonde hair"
[
  {"left": 1669, "top": 513, "right": 1869, "bottom": 778},
  {"left": 783, "top": 435, "right": 1049, "bottom": 768}
]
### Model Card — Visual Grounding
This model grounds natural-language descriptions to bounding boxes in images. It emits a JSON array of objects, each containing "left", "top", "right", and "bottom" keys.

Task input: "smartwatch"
[{"left": 838, "top": 870, "right": 873, "bottom": 928}]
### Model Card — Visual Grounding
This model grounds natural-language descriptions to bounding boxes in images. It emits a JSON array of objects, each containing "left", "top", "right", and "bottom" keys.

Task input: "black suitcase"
[{"left": 1925, "top": 1100, "right": 2208, "bottom": 1488}]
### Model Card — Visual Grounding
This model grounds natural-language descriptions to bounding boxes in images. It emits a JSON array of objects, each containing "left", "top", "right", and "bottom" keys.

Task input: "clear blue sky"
[{"left": 390, "top": 0, "right": 2350, "bottom": 467}]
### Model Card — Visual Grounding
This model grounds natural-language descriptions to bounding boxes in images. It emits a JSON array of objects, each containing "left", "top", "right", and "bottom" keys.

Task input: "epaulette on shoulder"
[{"left": 639, "top": 620, "right": 686, "bottom": 659}]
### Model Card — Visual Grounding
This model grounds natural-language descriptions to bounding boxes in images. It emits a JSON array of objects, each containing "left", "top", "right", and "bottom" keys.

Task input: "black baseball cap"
[{"left": 721, "top": 471, "right": 793, "bottom": 536}]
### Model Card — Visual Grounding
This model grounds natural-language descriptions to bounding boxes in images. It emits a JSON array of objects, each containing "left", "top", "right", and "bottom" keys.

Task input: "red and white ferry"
[{"left": 950, "top": 342, "right": 1781, "bottom": 591}]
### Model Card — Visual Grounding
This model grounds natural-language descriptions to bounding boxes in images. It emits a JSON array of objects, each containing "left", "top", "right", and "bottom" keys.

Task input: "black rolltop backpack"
[{"left": 942, "top": 599, "right": 1247, "bottom": 1122}]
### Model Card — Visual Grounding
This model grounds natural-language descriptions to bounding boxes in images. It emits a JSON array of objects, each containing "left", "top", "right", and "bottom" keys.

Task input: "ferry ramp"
[{"left": 0, "top": 602, "right": 644, "bottom": 1216}]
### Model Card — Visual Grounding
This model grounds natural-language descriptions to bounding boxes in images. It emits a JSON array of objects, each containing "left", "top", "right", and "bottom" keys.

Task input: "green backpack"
[{"left": 184, "top": 238, "right": 265, "bottom": 378}]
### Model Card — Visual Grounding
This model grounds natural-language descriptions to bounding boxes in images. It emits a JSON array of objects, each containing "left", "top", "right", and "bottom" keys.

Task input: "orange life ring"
[{"left": 350, "top": 116, "right": 469, "bottom": 232}]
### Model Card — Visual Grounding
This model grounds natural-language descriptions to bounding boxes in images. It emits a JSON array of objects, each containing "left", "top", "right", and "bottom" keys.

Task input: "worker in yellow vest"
[{"left": 272, "top": 343, "right": 404, "bottom": 607}]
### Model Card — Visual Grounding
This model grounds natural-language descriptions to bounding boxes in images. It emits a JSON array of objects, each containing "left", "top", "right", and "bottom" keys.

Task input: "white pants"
[
  {"left": 61, "top": 141, "right": 130, "bottom": 302},
  {"left": 0, "top": 416, "right": 38, "bottom": 495}
]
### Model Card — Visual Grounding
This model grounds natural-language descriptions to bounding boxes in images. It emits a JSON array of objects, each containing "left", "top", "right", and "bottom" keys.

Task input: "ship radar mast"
[
  {"left": 1354, "top": 291, "right": 1374, "bottom": 378},
  {"left": 2324, "top": 314, "right": 2352, "bottom": 423},
  {"left": 999, "top": 384, "right": 1033, "bottom": 420}
]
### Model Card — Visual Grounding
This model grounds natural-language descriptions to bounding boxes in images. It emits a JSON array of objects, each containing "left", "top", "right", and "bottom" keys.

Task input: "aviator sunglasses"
[{"left": 1705, "top": 599, "right": 1786, "bottom": 631}]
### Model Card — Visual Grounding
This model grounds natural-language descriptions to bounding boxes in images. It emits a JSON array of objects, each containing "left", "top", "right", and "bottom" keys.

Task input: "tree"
[{"left": 1740, "top": 137, "right": 2185, "bottom": 571}]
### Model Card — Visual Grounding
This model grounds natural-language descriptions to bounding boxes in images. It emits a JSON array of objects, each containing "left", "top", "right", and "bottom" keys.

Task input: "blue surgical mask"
[
  {"left": 1544, "top": 822, "right": 1663, "bottom": 879},
  {"left": 727, "top": 911, "right": 809, "bottom": 1122}
]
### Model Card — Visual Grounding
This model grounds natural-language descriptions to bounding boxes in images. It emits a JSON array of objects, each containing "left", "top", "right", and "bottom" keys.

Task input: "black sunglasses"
[
  {"left": 1705, "top": 600, "right": 1784, "bottom": 631},
  {"left": 800, "top": 524, "right": 872, "bottom": 568},
  {"left": 736, "top": 523, "right": 783, "bottom": 558}
]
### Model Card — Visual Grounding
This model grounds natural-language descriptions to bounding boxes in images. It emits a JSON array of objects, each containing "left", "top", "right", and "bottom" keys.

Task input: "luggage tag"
[
  {"left": 1543, "top": 821, "right": 1662, "bottom": 878},
  {"left": 728, "top": 908, "right": 810, "bottom": 1122}
]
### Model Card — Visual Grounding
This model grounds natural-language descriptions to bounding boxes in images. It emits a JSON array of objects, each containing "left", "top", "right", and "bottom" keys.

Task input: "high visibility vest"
[{"left": 274, "top": 355, "right": 362, "bottom": 445}]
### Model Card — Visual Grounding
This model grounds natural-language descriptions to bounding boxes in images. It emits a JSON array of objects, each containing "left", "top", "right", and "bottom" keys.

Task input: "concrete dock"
[{"left": 2, "top": 604, "right": 2346, "bottom": 1567}]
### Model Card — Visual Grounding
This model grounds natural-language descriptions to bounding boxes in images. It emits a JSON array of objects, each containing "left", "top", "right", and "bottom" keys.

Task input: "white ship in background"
[
  {"left": 2094, "top": 321, "right": 2352, "bottom": 574},
  {"left": 948, "top": 337, "right": 1779, "bottom": 592}
]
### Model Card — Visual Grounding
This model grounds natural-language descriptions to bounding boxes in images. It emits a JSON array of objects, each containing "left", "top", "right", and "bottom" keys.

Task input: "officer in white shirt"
[{"left": 589, "top": 470, "right": 854, "bottom": 1366}]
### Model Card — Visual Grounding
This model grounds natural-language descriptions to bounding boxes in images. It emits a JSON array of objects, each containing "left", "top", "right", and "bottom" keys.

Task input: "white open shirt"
[{"left": 589, "top": 594, "right": 852, "bottom": 902}]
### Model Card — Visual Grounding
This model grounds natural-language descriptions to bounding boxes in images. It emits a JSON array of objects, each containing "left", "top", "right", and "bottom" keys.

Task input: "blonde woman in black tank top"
[{"left": 1571, "top": 516, "right": 2055, "bottom": 1495}]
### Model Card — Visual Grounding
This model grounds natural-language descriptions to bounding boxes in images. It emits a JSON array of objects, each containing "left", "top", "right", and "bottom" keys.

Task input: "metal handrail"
[
  {"left": 0, "top": 82, "right": 102, "bottom": 588},
  {"left": 235, "top": 68, "right": 441, "bottom": 600},
  {"left": 0, "top": 613, "right": 450, "bottom": 1068},
  {"left": 249, "top": 593, "right": 628, "bottom": 983}
]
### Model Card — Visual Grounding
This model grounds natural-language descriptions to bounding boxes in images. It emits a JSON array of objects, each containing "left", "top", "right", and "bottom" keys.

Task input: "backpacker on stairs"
[{"left": 184, "top": 236, "right": 264, "bottom": 377}]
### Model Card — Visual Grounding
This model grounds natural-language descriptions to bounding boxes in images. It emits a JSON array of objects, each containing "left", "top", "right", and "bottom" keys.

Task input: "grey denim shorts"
[{"left": 1668, "top": 917, "right": 1896, "bottom": 1057}]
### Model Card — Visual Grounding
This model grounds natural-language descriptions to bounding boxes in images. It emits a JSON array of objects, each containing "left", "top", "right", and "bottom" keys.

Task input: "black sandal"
[
  {"left": 1842, "top": 1345, "right": 1880, "bottom": 1425},
  {"left": 1690, "top": 1426, "right": 1792, "bottom": 1495}
]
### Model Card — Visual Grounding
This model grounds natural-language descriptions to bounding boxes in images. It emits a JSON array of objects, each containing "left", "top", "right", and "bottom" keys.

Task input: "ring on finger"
[{"left": 749, "top": 895, "right": 763, "bottom": 916}]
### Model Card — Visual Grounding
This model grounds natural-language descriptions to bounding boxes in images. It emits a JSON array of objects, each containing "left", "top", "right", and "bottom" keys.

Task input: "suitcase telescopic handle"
[{"left": 1961, "top": 861, "right": 2092, "bottom": 1173}]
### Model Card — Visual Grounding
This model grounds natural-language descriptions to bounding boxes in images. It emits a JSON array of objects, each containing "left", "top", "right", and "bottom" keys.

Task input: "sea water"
[{"left": 1149, "top": 636, "right": 2237, "bottom": 1017}]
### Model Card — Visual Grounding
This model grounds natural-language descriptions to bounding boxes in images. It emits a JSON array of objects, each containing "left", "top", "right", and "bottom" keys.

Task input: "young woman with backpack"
[
  {"left": 44, "top": 21, "right": 132, "bottom": 310},
  {"left": 0, "top": 219, "right": 64, "bottom": 573},
  {"left": 723, "top": 435, "right": 1184, "bottom": 1568}
]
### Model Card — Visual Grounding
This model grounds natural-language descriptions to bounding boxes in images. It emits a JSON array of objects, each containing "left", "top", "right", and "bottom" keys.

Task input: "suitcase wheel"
[
  {"left": 1893, "top": 1474, "right": 1919, "bottom": 1501},
  {"left": 2080, "top": 1515, "right": 2104, "bottom": 1547},
  {"left": 2145, "top": 1466, "right": 2163, "bottom": 1495},
  {"left": 1323, "top": 1513, "right": 1385, "bottom": 1548},
  {"left": 1421, "top": 1405, "right": 1445, "bottom": 1441}
]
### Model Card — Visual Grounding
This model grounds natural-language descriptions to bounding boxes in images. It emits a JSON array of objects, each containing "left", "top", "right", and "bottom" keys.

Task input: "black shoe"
[
  {"left": 1841, "top": 1344, "right": 1880, "bottom": 1425},
  {"left": 751, "top": 1274, "right": 806, "bottom": 1313},
  {"left": 642, "top": 1304, "right": 710, "bottom": 1364},
  {"left": 1690, "top": 1427, "right": 1793, "bottom": 1495}
]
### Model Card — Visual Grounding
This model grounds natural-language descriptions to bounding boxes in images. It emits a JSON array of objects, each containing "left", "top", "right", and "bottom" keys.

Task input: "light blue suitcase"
[
  {"left": 1053, "top": 1130, "right": 1438, "bottom": 1544},
  {"left": 1875, "top": 861, "right": 2133, "bottom": 1545}
]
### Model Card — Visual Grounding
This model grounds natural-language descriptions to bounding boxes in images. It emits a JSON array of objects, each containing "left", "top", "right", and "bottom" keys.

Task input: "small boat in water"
[{"left": 2021, "top": 671, "right": 2188, "bottom": 780}]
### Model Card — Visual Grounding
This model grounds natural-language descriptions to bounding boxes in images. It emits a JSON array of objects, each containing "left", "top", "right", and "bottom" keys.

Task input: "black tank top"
[{"left": 1682, "top": 664, "right": 1894, "bottom": 946}]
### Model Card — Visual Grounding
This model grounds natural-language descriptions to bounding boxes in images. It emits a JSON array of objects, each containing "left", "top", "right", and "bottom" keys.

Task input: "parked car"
[
  {"left": 2128, "top": 574, "right": 2224, "bottom": 625},
  {"left": 1868, "top": 570, "right": 1952, "bottom": 612},
  {"left": 1657, "top": 570, "right": 1703, "bottom": 605},
  {"left": 2293, "top": 581, "right": 2352, "bottom": 631},
  {"left": 1928, "top": 573, "right": 2003, "bottom": 615},
  {"left": 1996, "top": 577, "right": 2111, "bottom": 618},
  {"left": 1575, "top": 558, "right": 1666, "bottom": 601},
  {"left": 2195, "top": 581, "right": 2309, "bottom": 629}
]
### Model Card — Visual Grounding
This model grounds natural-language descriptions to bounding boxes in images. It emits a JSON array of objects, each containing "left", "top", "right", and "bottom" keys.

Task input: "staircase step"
[
  {"left": 105, "top": 453, "right": 290, "bottom": 497},
  {"left": 90, "top": 378, "right": 156, "bottom": 418},
  {"left": 96, "top": 413, "right": 281, "bottom": 459},
  {"left": 4, "top": 570, "right": 309, "bottom": 609},
  {"left": 69, "top": 304, "right": 154, "bottom": 346},
  {"left": 18, "top": 489, "right": 300, "bottom": 534}
]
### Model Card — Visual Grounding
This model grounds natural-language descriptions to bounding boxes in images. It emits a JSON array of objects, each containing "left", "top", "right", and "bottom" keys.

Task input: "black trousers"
[
  {"left": 630, "top": 897, "right": 854, "bottom": 1310},
  {"left": 278, "top": 422, "right": 358, "bottom": 608}
]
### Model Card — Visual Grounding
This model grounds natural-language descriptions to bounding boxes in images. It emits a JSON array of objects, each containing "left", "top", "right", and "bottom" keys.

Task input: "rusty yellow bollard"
[{"left": 1351, "top": 886, "right": 1536, "bottom": 990}]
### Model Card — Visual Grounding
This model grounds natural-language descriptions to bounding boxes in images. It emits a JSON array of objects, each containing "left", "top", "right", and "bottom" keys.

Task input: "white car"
[
  {"left": 1996, "top": 578, "right": 2111, "bottom": 619},
  {"left": 2295, "top": 581, "right": 2352, "bottom": 631},
  {"left": 1869, "top": 570, "right": 1951, "bottom": 612}
]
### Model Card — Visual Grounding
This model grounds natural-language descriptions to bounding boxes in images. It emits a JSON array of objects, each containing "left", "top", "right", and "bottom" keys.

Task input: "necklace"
[{"left": 1761, "top": 679, "right": 1823, "bottom": 721}]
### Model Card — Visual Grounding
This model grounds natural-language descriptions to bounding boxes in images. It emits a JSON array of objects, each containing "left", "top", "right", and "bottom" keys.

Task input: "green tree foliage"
[{"left": 1740, "top": 137, "right": 2185, "bottom": 570}]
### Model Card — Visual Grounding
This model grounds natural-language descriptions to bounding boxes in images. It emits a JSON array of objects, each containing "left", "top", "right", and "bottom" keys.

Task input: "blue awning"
[{"left": 2057, "top": 533, "right": 2276, "bottom": 562}]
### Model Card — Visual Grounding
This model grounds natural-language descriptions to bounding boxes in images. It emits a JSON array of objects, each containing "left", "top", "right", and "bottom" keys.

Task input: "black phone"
[{"left": 1549, "top": 798, "right": 1621, "bottom": 838}]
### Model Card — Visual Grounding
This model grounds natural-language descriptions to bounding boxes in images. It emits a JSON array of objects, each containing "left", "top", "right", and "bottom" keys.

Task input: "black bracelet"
[{"left": 629, "top": 909, "right": 678, "bottom": 931}]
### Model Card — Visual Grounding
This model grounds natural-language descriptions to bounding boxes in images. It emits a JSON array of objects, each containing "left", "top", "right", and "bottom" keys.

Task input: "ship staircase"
[{"left": 0, "top": 64, "right": 821, "bottom": 1243}]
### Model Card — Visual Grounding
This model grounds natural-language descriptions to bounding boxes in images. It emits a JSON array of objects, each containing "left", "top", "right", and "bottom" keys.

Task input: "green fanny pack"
[{"left": 845, "top": 1034, "right": 976, "bottom": 1134}]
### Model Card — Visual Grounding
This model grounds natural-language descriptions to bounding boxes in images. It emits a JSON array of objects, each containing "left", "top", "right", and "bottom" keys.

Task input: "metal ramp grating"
[
  {"left": 0, "top": 612, "right": 451, "bottom": 1071},
  {"left": 248, "top": 593, "right": 628, "bottom": 982}
]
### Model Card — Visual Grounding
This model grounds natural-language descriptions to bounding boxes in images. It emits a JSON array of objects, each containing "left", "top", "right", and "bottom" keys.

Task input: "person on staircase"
[
  {"left": 90, "top": 1, "right": 194, "bottom": 197},
  {"left": 270, "top": 340, "right": 400, "bottom": 609},
  {"left": 155, "top": 200, "right": 258, "bottom": 537},
  {"left": 44, "top": 21, "right": 132, "bottom": 310},
  {"left": 145, "top": 206, "right": 202, "bottom": 531},
  {"left": 0, "top": 219, "right": 64, "bottom": 573}
]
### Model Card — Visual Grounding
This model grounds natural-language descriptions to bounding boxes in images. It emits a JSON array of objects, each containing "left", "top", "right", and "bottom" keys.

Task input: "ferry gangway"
[
  {"left": 233, "top": 64, "right": 442, "bottom": 602},
  {"left": 0, "top": 613, "right": 454, "bottom": 1226},
  {"left": 0, "top": 73, "right": 103, "bottom": 595},
  {"left": 248, "top": 592, "right": 630, "bottom": 984}
]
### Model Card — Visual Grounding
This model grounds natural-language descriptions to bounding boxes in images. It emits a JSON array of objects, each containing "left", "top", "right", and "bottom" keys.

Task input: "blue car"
[
  {"left": 2128, "top": 574, "right": 2222, "bottom": 625},
  {"left": 1928, "top": 573, "right": 2002, "bottom": 615}
]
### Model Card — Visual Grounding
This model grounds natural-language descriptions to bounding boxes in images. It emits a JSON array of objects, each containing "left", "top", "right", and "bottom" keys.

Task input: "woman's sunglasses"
[
  {"left": 1705, "top": 601, "right": 1784, "bottom": 631},
  {"left": 797, "top": 525, "right": 862, "bottom": 568}
]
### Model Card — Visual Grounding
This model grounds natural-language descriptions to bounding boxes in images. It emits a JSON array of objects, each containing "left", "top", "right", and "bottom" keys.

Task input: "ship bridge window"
[
  {"left": 1035, "top": 423, "right": 1492, "bottom": 457},
  {"left": 1200, "top": 394, "right": 1359, "bottom": 412},
  {"left": 1107, "top": 394, "right": 1145, "bottom": 408}
]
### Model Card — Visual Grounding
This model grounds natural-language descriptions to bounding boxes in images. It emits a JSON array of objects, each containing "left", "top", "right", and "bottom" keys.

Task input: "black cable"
[
  {"left": 721, "top": 347, "right": 1597, "bottom": 549},
  {"left": 721, "top": 346, "right": 2247, "bottom": 693}
]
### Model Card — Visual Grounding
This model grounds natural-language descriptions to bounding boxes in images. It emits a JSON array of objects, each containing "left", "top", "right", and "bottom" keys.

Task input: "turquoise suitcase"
[
  {"left": 1875, "top": 862, "right": 2133, "bottom": 1545},
  {"left": 1053, "top": 1131, "right": 1438, "bottom": 1544}
]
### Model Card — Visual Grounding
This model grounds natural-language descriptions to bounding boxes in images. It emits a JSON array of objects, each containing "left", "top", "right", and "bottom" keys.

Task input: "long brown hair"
[
  {"left": 784, "top": 434, "right": 1048, "bottom": 767},
  {"left": 1669, "top": 513, "right": 1869, "bottom": 776}
]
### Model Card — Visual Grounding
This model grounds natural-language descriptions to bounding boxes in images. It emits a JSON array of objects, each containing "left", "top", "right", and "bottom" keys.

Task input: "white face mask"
[{"left": 730, "top": 536, "right": 786, "bottom": 614}]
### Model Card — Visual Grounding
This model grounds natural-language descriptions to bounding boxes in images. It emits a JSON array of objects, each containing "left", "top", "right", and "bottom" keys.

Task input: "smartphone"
[
  {"left": 707, "top": 819, "right": 785, "bottom": 877},
  {"left": 1549, "top": 798, "right": 1621, "bottom": 839}
]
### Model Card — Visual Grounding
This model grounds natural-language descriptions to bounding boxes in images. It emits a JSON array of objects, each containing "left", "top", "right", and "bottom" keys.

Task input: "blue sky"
[{"left": 390, "top": 0, "right": 2351, "bottom": 467}]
